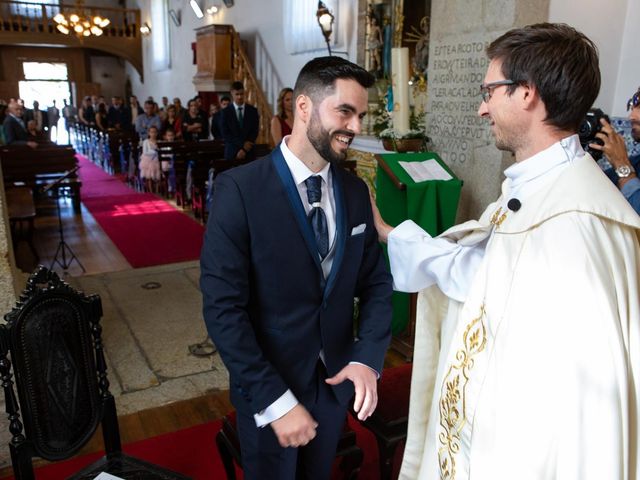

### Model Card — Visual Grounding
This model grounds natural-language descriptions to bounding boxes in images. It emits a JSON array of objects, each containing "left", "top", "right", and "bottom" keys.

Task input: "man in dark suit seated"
[
  {"left": 220, "top": 81, "right": 259, "bottom": 161},
  {"left": 24, "top": 100, "right": 48, "bottom": 135},
  {"left": 3, "top": 100, "right": 37, "bottom": 148},
  {"left": 200, "top": 57, "right": 393, "bottom": 480},
  {"left": 107, "top": 96, "right": 131, "bottom": 130}
]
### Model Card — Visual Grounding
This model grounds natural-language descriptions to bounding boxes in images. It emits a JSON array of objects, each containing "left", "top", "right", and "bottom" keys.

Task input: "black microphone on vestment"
[{"left": 507, "top": 198, "right": 521, "bottom": 212}]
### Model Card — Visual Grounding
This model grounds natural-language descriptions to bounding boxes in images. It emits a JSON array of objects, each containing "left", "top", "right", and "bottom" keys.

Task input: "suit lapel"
[
  {"left": 271, "top": 150, "right": 323, "bottom": 273},
  {"left": 323, "top": 164, "right": 347, "bottom": 301}
]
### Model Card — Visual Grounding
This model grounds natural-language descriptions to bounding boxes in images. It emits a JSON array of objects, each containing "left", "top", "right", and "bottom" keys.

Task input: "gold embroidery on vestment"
[
  {"left": 490, "top": 207, "right": 507, "bottom": 227},
  {"left": 437, "top": 304, "right": 488, "bottom": 479}
]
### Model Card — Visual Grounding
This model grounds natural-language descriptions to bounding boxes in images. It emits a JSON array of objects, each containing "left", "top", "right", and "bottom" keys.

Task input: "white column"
[{"left": 391, "top": 47, "right": 410, "bottom": 135}]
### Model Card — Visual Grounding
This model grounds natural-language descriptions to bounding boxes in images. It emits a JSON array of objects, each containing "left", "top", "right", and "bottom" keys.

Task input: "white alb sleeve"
[{"left": 387, "top": 220, "right": 487, "bottom": 302}]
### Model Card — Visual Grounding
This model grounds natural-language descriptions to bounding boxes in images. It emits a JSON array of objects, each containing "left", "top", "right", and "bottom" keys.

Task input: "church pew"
[
  {"left": 0, "top": 145, "right": 82, "bottom": 212},
  {"left": 157, "top": 141, "right": 270, "bottom": 222}
]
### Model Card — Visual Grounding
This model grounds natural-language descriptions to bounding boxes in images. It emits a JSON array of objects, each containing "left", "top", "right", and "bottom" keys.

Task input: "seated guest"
[
  {"left": 181, "top": 99, "right": 208, "bottom": 142},
  {"left": 26, "top": 120, "right": 50, "bottom": 144},
  {"left": 95, "top": 102, "right": 108, "bottom": 131},
  {"left": 270, "top": 87, "right": 294, "bottom": 145},
  {"left": 162, "top": 105, "right": 182, "bottom": 140},
  {"left": 208, "top": 103, "right": 219, "bottom": 140},
  {"left": 139, "top": 125, "right": 161, "bottom": 183},
  {"left": 135, "top": 100, "right": 162, "bottom": 141},
  {"left": 130, "top": 95, "right": 144, "bottom": 127},
  {"left": 194, "top": 94, "right": 208, "bottom": 119},
  {"left": 62, "top": 99, "right": 77, "bottom": 129},
  {"left": 25, "top": 100, "right": 48, "bottom": 134},
  {"left": 160, "top": 96, "right": 170, "bottom": 113},
  {"left": 78, "top": 96, "right": 95, "bottom": 126},
  {"left": 107, "top": 96, "right": 131, "bottom": 130},
  {"left": 3, "top": 99, "right": 37, "bottom": 148},
  {"left": 220, "top": 81, "right": 259, "bottom": 160},
  {"left": 162, "top": 128, "right": 178, "bottom": 193},
  {"left": 173, "top": 97, "right": 188, "bottom": 120},
  {"left": 47, "top": 100, "right": 60, "bottom": 141},
  {"left": 0, "top": 101, "right": 7, "bottom": 145},
  {"left": 211, "top": 95, "right": 230, "bottom": 140},
  {"left": 26, "top": 120, "right": 38, "bottom": 139}
]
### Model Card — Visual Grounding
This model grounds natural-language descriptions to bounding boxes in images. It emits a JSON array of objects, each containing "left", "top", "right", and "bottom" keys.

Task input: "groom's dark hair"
[{"left": 293, "top": 56, "right": 374, "bottom": 102}]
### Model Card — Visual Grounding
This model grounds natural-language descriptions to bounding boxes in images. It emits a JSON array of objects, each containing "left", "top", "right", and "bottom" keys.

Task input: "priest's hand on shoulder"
[
  {"left": 270, "top": 404, "right": 318, "bottom": 448},
  {"left": 369, "top": 191, "right": 393, "bottom": 243},
  {"left": 326, "top": 363, "right": 378, "bottom": 421}
]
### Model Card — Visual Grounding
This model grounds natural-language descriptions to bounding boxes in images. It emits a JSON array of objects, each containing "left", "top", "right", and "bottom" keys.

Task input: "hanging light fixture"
[
  {"left": 54, "top": 1, "right": 111, "bottom": 38},
  {"left": 316, "top": 1, "right": 334, "bottom": 56}
]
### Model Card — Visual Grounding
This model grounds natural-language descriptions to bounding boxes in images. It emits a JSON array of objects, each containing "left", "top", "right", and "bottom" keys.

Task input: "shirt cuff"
[
  {"left": 388, "top": 219, "right": 429, "bottom": 242},
  {"left": 349, "top": 361, "right": 380, "bottom": 379},
  {"left": 620, "top": 177, "right": 640, "bottom": 199},
  {"left": 253, "top": 390, "right": 298, "bottom": 428}
]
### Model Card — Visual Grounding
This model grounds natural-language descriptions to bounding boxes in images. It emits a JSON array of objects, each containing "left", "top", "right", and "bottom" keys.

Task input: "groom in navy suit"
[{"left": 200, "top": 57, "right": 393, "bottom": 480}]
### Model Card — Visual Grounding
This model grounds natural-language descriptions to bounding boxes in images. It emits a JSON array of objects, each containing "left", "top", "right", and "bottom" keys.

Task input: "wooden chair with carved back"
[{"left": 0, "top": 266, "right": 189, "bottom": 480}]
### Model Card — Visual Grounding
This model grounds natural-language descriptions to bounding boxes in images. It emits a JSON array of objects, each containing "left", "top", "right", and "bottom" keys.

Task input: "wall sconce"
[
  {"left": 190, "top": 0, "right": 204, "bottom": 19},
  {"left": 140, "top": 22, "right": 151, "bottom": 36},
  {"left": 169, "top": 9, "right": 181, "bottom": 27},
  {"left": 206, "top": 5, "right": 220, "bottom": 15},
  {"left": 316, "top": 1, "right": 334, "bottom": 56}
]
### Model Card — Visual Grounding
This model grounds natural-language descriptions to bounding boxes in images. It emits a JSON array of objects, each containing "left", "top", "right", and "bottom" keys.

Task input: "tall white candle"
[{"left": 391, "top": 47, "right": 410, "bottom": 135}]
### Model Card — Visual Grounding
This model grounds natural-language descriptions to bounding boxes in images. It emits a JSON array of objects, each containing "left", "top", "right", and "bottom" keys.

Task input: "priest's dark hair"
[
  {"left": 294, "top": 56, "right": 374, "bottom": 102},
  {"left": 487, "top": 22, "right": 600, "bottom": 133}
]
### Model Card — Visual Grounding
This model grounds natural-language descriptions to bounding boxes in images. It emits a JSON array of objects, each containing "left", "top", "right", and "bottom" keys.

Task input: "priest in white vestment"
[{"left": 373, "top": 23, "right": 640, "bottom": 480}]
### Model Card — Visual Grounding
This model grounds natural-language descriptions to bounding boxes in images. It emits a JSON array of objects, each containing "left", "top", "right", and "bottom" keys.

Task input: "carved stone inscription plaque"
[
  {"left": 427, "top": 38, "right": 490, "bottom": 165},
  {"left": 426, "top": 33, "right": 507, "bottom": 220}
]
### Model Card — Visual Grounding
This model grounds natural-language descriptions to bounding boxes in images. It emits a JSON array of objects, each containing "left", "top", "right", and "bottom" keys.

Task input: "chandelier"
[{"left": 53, "top": 2, "right": 110, "bottom": 37}]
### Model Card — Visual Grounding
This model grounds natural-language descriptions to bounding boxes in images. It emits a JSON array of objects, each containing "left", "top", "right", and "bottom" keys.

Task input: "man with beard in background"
[
  {"left": 200, "top": 56, "right": 393, "bottom": 480},
  {"left": 590, "top": 86, "right": 640, "bottom": 214}
]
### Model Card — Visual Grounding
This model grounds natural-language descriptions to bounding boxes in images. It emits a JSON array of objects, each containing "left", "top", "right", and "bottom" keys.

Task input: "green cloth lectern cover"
[{"left": 375, "top": 151, "right": 462, "bottom": 334}]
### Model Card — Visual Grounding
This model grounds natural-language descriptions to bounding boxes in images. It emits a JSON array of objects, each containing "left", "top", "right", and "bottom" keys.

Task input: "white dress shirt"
[
  {"left": 388, "top": 134, "right": 582, "bottom": 302},
  {"left": 233, "top": 102, "right": 244, "bottom": 124}
]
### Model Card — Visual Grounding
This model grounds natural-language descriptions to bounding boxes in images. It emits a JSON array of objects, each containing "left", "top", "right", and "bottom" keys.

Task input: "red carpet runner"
[
  {"left": 76, "top": 154, "right": 205, "bottom": 268},
  {"left": 0, "top": 416, "right": 394, "bottom": 479}
]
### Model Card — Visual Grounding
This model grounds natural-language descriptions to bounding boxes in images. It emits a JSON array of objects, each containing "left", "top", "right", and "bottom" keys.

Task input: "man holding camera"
[{"left": 590, "top": 86, "right": 640, "bottom": 214}]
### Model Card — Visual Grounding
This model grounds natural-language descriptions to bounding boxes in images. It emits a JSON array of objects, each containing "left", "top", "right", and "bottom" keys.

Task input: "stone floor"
[{"left": 0, "top": 261, "right": 229, "bottom": 468}]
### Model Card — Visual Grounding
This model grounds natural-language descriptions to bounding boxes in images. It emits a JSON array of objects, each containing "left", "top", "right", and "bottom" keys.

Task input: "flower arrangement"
[
  {"left": 377, "top": 110, "right": 428, "bottom": 140},
  {"left": 374, "top": 106, "right": 429, "bottom": 152},
  {"left": 371, "top": 86, "right": 429, "bottom": 152}
]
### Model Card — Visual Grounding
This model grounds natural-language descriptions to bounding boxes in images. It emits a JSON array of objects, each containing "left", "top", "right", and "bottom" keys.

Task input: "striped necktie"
[{"left": 305, "top": 175, "right": 329, "bottom": 259}]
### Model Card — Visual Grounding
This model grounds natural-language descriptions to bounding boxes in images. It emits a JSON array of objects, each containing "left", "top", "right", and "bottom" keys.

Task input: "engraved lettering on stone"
[{"left": 428, "top": 41, "right": 491, "bottom": 165}]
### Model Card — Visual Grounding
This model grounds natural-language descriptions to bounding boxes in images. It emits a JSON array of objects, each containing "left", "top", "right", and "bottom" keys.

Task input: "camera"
[{"left": 579, "top": 108, "right": 610, "bottom": 160}]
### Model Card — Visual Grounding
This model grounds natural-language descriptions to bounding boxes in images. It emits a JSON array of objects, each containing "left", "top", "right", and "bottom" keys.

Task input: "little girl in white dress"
[{"left": 139, "top": 126, "right": 161, "bottom": 181}]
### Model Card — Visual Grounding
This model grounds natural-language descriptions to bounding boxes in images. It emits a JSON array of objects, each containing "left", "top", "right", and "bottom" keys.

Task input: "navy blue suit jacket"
[
  {"left": 200, "top": 149, "right": 393, "bottom": 416},
  {"left": 3, "top": 116, "right": 29, "bottom": 145},
  {"left": 220, "top": 103, "right": 259, "bottom": 160}
]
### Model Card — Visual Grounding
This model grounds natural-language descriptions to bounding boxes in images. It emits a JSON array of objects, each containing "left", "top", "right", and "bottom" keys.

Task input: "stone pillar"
[{"left": 426, "top": 0, "right": 549, "bottom": 221}]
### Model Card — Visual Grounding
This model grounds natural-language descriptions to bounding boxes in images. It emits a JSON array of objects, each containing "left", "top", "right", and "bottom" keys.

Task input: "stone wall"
[{"left": 426, "top": 0, "right": 549, "bottom": 221}]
